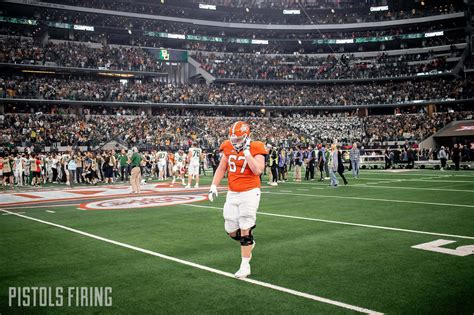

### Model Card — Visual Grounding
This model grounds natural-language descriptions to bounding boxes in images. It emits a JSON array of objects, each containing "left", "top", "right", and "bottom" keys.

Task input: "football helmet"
[{"left": 229, "top": 121, "right": 250, "bottom": 151}]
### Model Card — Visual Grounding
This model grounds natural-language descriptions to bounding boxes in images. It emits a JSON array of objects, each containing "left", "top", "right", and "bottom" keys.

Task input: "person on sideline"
[
  {"left": 350, "top": 143, "right": 360, "bottom": 179},
  {"left": 129, "top": 147, "right": 142, "bottom": 194},
  {"left": 186, "top": 142, "right": 203, "bottom": 188},
  {"left": 337, "top": 146, "right": 348, "bottom": 185},
  {"left": 328, "top": 144, "right": 339, "bottom": 187},
  {"left": 294, "top": 146, "right": 303, "bottom": 182},
  {"left": 67, "top": 153, "right": 77, "bottom": 187},
  {"left": 438, "top": 146, "right": 447, "bottom": 171}
]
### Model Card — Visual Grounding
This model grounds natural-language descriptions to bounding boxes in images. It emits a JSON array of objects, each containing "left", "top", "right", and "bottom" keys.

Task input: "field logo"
[{"left": 80, "top": 195, "right": 206, "bottom": 210}]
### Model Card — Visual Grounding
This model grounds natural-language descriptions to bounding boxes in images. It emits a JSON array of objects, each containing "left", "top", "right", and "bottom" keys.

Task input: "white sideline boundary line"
[
  {"left": 284, "top": 178, "right": 474, "bottom": 184},
  {"left": 0, "top": 209, "right": 383, "bottom": 315},
  {"left": 263, "top": 191, "right": 474, "bottom": 209},
  {"left": 351, "top": 184, "right": 474, "bottom": 193},
  {"left": 184, "top": 204, "right": 474, "bottom": 240},
  {"left": 360, "top": 171, "right": 474, "bottom": 177}
]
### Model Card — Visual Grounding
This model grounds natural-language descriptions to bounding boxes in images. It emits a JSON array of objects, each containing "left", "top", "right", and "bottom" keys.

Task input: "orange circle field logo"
[{"left": 80, "top": 195, "right": 206, "bottom": 210}]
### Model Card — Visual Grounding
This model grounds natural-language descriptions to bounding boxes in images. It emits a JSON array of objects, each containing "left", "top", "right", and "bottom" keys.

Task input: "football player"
[
  {"left": 208, "top": 121, "right": 267, "bottom": 278},
  {"left": 156, "top": 148, "right": 168, "bottom": 181},
  {"left": 171, "top": 148, "right": 186, "bottom": 186},
  {"left": 186, "top": 142, "right": 202, "bottom": 188},
  {"left": 2, "top": 153, "right": 14, "bottom": 189},
  {"left": 167, "top": 150, "right": 174, "bottom": 184}
]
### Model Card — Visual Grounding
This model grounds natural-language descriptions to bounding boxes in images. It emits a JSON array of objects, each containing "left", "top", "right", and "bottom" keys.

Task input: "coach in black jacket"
[{"left": 337, "top": 147, "right": 348, "bottom": 185}]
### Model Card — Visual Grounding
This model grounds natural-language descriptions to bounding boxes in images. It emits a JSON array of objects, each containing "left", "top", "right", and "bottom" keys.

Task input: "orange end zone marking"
[{"left": 14, "top": 193, "right": 43, "bottom": 199}]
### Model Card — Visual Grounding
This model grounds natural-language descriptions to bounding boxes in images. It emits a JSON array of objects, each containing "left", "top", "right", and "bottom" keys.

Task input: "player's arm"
[
  {"left": 244, "top": 153, "right": 265, "bottom": 176},
  {"left": 208, "top": 153, "right": 228, "bottom": 202},
  {"left": 211, "top": 153, "right": 228, "bottom": 187},
  {"left": 243, "top": 141, "right": 265, "bottom": 176}
]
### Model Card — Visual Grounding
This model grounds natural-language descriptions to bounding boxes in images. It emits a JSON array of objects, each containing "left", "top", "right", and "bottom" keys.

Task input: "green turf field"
[{"left": 1, "top": 169, "right": 473, "bottom": 314}]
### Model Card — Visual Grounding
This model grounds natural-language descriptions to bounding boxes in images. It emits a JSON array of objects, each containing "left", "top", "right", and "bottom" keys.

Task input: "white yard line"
[
  {"left": 263, "top": 191, "right": 474, "bottom": 209},
  {"left": 2, "top": 211, "right": 25, "bottom": 215},
  {"left": 184, "top": 204, "right": 474, "bottom": 240},
  {"left": 0, "top": 209, "right": 382, "bottom": 315}
]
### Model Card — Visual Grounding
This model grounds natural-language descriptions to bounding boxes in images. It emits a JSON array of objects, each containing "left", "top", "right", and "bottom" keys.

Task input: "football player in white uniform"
[
  {"left": 156, "top": 149, "right": 168, "bottom": 181},
  {"left": 186, "top": 142, "right": 202, "bottom": 188},
  {"left": 14, "top": 154, "right": 25, "bottom": 187},
  {"left": 171, "top": 148, "right": 186, "bottom": 186}
]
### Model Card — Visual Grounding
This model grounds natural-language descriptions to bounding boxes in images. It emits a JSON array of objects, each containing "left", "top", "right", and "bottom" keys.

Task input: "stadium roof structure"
[{"left": 434, "top": 120, "right": 474, "bottom": 137}]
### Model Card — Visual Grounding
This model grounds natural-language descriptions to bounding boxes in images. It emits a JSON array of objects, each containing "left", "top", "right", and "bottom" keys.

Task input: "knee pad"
[
  {"left": 240, "top": 234, "right": 254, "bottom": 246},
  {"left": 228, "top": 229, "right": 241, "bottom": 241},
  {"left": 240, "top": 225, "right": 256, "bottom": 246}
]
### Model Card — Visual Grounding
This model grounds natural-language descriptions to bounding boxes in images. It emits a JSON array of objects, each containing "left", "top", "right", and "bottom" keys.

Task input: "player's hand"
[
  {"left": 243, "top": 138, "right": 251, "bottom": 157},
  {"left": 208, "top": 184, "right": 218, "bottom": 202}
]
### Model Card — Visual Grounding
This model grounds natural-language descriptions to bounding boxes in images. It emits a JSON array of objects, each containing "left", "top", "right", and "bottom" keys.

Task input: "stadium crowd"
[
  {"left": 6, "top": 6, "right": 462, "bottom": 42},
  {"left": 42, "top": 0, "right": 460, "bottom": 24},
  {"left": 0, "top": 22, "right": 464, "bottom": 55},
  {"left": 0, "top": 38, "right": 162, "bottom": 72},
  {"left": 2, "top": 111, "right": 473, "bottom": 150},
  {"left": 1, "top": 109, "right": 472, "bottom": 189},
  {"left": 1, "top": 75, "right": 471, "bottom": 106},
  {"left": 193, "top": 52, "right": 451, "bottom": 80}
]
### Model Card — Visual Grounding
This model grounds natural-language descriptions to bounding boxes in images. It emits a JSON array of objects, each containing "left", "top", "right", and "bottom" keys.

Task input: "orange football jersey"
[{"left": 219, "top": 140, "right": 268, "bottom": 192}]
